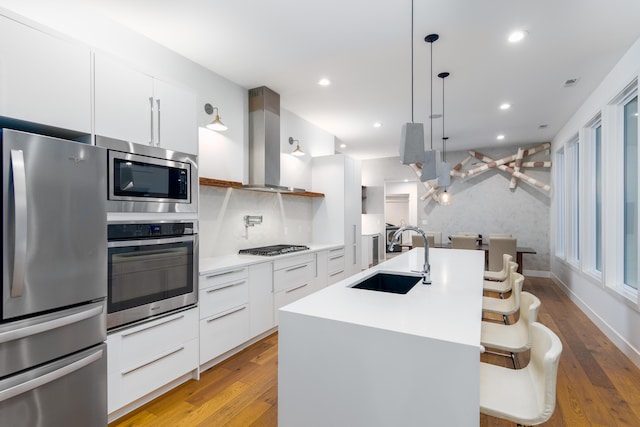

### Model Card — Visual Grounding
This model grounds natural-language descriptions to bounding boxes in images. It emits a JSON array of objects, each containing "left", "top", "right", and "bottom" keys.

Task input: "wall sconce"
[
  {"left": 288, "top": 137, "right": 305, "bottom": 156},
  {"left": 204, "top": 103, "right": 227, "bottom": 131}
]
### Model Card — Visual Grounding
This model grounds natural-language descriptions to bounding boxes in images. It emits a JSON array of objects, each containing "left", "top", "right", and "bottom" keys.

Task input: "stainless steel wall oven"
[
  {"left": 107, "top": 221, "right": 198, "bottom": 330},
  {"left": 96, "top": 135, "right": 197, "bottom": 214}
]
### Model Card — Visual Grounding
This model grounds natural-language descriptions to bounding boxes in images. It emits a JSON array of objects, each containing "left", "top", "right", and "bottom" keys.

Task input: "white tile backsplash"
[{"left": 199, "top": 186, "right": 313, "bottom": 257}]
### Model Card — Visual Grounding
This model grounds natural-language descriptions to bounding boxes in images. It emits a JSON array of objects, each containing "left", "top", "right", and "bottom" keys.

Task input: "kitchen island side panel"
[{"left": 278, "top": 310, "right": 480, "bottom": 427}]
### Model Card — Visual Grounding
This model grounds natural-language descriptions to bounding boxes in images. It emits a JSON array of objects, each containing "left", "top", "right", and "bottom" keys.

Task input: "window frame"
[{"left": 581, "top": 115, "right": 603, "bottom": 281}]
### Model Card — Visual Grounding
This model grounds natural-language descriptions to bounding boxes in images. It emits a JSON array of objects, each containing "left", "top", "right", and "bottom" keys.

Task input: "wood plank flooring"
[{"left": 110, "top": 277, "right": 640, "bottom": 426}]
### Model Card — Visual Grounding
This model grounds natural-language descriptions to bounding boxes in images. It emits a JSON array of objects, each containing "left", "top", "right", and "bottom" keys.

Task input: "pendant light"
[
  {"left": 420, "top": 33, "right": 439, "bottom": 181},
  {"left": 438, "top": 71, "right": 452, "bottom": 205},
  {"left": 399, "top": 0, "right": 425, "bottom": 165}
]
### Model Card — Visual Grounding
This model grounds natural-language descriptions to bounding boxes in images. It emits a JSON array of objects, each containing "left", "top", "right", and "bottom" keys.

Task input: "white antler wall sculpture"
[{"left": 412, "top": 142, "right": 552, "bottom": 204}]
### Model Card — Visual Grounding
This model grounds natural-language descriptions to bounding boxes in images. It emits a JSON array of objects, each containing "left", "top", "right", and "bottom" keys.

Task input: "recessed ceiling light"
[
  {"left": 538, "top": 124, "right": 548, "bottom": 129},
  {"left": 318, "top": 78, "right": 331, "bottom": 86},
  {"left": 339, "top": 143, "right": 347, "bottom": 148},
  {"left": 508, "top": 30, "right": 527, "bottom": 43},
  {"left": 497, "top": 134, "right": 505, "bottom": 140},
  {"left": 373, "top": 122, "right": 382, "bottom": 128},
  {"left": 499, "top": 103, "right": 511, "bottom": 110}
]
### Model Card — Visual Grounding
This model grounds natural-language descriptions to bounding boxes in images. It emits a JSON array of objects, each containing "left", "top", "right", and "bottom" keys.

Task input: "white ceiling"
[{"left": 14, "top": 1, "right": 640, "bottom": 159}]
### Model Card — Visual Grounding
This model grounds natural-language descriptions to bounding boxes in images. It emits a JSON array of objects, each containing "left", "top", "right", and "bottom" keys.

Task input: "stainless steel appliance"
[
  {"left": 107, "top": 221, "right": 198, "bottom": 330},
  {"left": 0, "top": 129, "right": 107, "bottom": 426},
  {"left": 239, "top": 244, "right": 310, "bottom": 256},
  {"left": 96, "top": 135, "right": 197, "bottom": 213}
]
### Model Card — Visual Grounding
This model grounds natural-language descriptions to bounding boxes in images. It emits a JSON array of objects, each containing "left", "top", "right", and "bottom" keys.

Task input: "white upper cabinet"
[
  {"left": 0, "top": 15, "right": 91, "bottom": 133},
  {"left": 94, "top": 53, "right": 197, "bottom": 155}
]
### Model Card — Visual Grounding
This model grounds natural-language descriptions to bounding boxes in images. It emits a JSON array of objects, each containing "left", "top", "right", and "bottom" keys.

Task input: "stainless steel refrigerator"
[{"left": 0, "top": 129, "right": 107, "bottom": 426}]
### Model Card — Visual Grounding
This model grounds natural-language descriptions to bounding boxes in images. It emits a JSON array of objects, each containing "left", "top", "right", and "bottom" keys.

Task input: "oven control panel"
[{"left": 108, "top": 222, "right": 195, "bottom": 240}]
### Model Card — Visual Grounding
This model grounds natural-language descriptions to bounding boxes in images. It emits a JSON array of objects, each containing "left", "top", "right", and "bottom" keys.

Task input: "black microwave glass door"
[
  {"left": 108, "top": 241, "right": 193, "bottom": 314},
  {"left": 113, "top": 158, "right": 188, "bottom": 200}
]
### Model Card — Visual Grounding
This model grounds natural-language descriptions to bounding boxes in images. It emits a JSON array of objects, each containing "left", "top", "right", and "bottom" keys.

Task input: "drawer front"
[
  {"left": 115, "top": 309, "right": 198, "bottom": 367},
  {"left": 200, "top": 267, "right": 248, "bottom": 290},
  {"left": 273, "top": 260, "right": 316, "bottom": 293},
  {"left": 328, "top": 253, "right": 345, "bottom": 274},
  {"left": 199, "top": 278, "right": 248, "bottom": 319},
  {"left": 200, "top": 305, "right": 250, "bottom": 363},
  {"left": 273, "top": 253, "right": 315, "bottom": 271},
  {"left": 327, "top": 269, "right": 346, "bottom": 285},
  {"left": 118, "top": 337, "right": 198, "bottom": 409},
  {"left": 274, "top": 283, "right": 312, "bottom": 324}
]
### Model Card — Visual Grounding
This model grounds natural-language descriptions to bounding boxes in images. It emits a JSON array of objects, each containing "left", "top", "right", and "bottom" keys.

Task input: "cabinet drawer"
[
  {"left": 115, "top": 309, "right": 198, "bottom": 367},
  {"left": 200, "top": 305, "right": 250, "bottom": 363},
  {"left": 200, "top": 267, "right": 248, "bottom": 290},
  {"left": 273, "top": 253, "right": 316, "bottom": 271},
  {"left": 274, "top": 259, "right": 316, "bottom": 293},
  {"left": 118, "top": 337, "right": 198, "bottom": 408},
  {"left": 328, "top": 252, "right": 345, "bottom": 274},
  {"left": 274, "top": 282, "right": 312, "bottom": 324},
  {"left": 327, "top": 269, "right": 346, "bottom": 285},
  {"left": 199, "top": 278, "right": 248, "bottom": 319}
]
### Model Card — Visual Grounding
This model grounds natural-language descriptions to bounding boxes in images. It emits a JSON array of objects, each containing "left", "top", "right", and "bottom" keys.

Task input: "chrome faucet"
[{"left": 389, "top": 226, "right": 431, "bottom": 284}]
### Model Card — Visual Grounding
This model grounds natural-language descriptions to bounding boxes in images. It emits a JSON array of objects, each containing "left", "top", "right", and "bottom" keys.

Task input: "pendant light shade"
[
  {"left": 204, "top": 103, "right": 228, "bottom": 131},
  {"left": 439, "top": 189, "right": 452, "bottom": 205}
]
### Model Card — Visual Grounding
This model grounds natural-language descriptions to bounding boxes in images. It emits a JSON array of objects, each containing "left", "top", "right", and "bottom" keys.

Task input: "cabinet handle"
[
  {"left": 206, "top": 306, "right": 247, "bottom": 322},
  {"left": 121, "top": 346, "right": 184, "bottom": 376},
  {"left": 285, "top": 283, "right": 308, "bottom": 294},
  {"left": 285, "top": 264, "right": 308, "bottom": 273},
  {"left": 329, "top": 255, "right": 343, "bottom": 261},
  {"left": 156, "top": 98, "right": 161, "bottom": 146},
  {"left": 148, "top": 97, "right": 154, "bottom": 146},
  {"left": 206, "top": 280, "right": 246, "bottom": 293},
  {"left": 121, "top": 314, "right": 184, "bottom": 338},
  {"left": 353, "top": 245, "right": 357, "bottom": 265},
  {"left": 329, "top": 270, "right": 344, "bottom": 277},
  {"left": 329, "top": 248, "right": 343, "bottom": 253},
  {"left": 205, "top": 268, "right": 245, "bottom": 279}
]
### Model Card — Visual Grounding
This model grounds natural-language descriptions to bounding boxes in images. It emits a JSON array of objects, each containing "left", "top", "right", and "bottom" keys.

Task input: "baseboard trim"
[
  {"left": 550, "top": 273, "right": 640, "bottom": 370},
  {"left": 523, "top": 269, "right": 550, "bottom": 278}
]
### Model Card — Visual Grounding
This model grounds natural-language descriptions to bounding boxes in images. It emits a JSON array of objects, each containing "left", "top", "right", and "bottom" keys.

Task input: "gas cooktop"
[{"left": 239, "top": 244, "right": 310, "bottom": 256}]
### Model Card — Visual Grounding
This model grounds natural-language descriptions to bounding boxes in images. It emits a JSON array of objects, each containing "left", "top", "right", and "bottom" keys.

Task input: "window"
[
  {"left": 595, "top": 124, "right": 603, "bottom": 272},
  {"left": 555, "top": 148, "right": 566, "bottom": 257},
  {"left": 567, "top": 137, "right": 580, "bottom": 263},
  {"left": 623, "top": 95, "right": 638, "bottom": 290}
]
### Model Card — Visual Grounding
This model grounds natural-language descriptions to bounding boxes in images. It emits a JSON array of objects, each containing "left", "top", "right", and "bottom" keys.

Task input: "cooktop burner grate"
[{"left": 238, "top": 244, "right": 310, "bottom": 256}]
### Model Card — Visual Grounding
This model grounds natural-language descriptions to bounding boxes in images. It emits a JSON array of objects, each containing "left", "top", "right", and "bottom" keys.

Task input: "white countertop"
[
  {"left": 199, "top": 243, "right": 343, "bottom": 275},
  {"left": 280, "top": 247, "right": 485, "bottom": 348}
]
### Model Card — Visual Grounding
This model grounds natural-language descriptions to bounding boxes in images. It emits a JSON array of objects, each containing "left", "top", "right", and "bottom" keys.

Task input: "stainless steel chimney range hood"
[{"left": 245, "top": 86, "right": 305, "bottom": 193}]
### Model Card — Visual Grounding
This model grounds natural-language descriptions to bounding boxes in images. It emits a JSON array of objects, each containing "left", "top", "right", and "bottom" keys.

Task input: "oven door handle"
[{"left": 108, "top": 235, "right": 195, "bottom": 248}]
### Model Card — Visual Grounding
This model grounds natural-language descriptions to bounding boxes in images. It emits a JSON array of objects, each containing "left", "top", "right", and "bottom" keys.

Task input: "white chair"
[
  {"left": 488, "top": 236, "right": 517, "bottom": 272},
  {"left": 484, "top": 254, "right": 513, "bottom": 282},
  {"left": 480, "top": 322, "right": 563, "bottom": 426},
  {"left": 483, "top": 261, "right": 518, "bottom": 297},
  {"left": 482, "top": 272, "right": 524, "bottom": 324},
  {"left": 481, "top": 291, "right": 541, "bottom": 368}
]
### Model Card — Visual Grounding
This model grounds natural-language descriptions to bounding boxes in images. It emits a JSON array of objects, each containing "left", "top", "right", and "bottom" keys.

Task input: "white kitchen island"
[{"left": 278, "top": 247, "right": 485, "bottom": 427}]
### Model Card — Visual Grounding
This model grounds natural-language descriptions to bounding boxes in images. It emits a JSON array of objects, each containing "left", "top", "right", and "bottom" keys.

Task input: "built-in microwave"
[{"left": 96, "top": 136, "right": 197, "bottom": 213}]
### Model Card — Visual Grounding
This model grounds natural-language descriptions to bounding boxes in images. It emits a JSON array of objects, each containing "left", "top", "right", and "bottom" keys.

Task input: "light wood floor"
[{"left": 110, "top": 277, "right": 640, "bottom": 426}]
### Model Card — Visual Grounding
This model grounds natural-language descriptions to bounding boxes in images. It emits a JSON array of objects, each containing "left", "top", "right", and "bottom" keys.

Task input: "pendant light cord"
[
  {"left": 429, "top": 39, "right": 433, "bottom": 150},
  {"left": 442, "top": 75, "right": 445, "bottom": 162},
  {"left": 411, "top": 0, "right": 414, "bottom": 123}
]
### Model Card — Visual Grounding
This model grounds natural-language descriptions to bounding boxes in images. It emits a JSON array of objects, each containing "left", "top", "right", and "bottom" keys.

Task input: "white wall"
[
  {"left": 362, "top": 148, "right": 551, "bottom": 274},
  {"left": 550, "top": 37, "right": 640, "bottom": 368}
]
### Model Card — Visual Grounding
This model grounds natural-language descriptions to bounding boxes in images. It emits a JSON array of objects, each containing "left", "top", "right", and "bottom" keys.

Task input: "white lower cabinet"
[
  {"left": 107, "top": 308, "right": 198, "bottom": 414},
  {"left": 198, "top": 267, "right": 250, "bottom": 365},
  {"left": 327, "top": 246, "right": 346, "bottom": 285},
  {"left": 249, "top": 262, "right": 275, "bottom": 337},
  {"left": 273, "top": 253, "right": 317, "bottom": 324}
]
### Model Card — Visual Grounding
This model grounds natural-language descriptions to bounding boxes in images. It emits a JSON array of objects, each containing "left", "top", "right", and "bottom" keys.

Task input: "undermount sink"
[{"left": 351, "top": 272, "right": 421, "bottom": 294}]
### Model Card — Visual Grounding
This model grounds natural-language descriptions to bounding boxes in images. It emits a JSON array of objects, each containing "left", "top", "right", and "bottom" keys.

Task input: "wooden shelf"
[{"left": 199, "top": 177, "right": 324, "bottom": 198}]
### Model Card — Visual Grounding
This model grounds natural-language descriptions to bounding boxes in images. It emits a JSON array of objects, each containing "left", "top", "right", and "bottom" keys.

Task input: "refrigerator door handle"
[
  {"left": 0, "top": 348, "right": 103, "bottom": 403},
  {"left": 10, "top": 149, "right": 27, "bottom": 298},
  {"left": 0, "top": 304, "right": 103, "bottom": 344}
]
